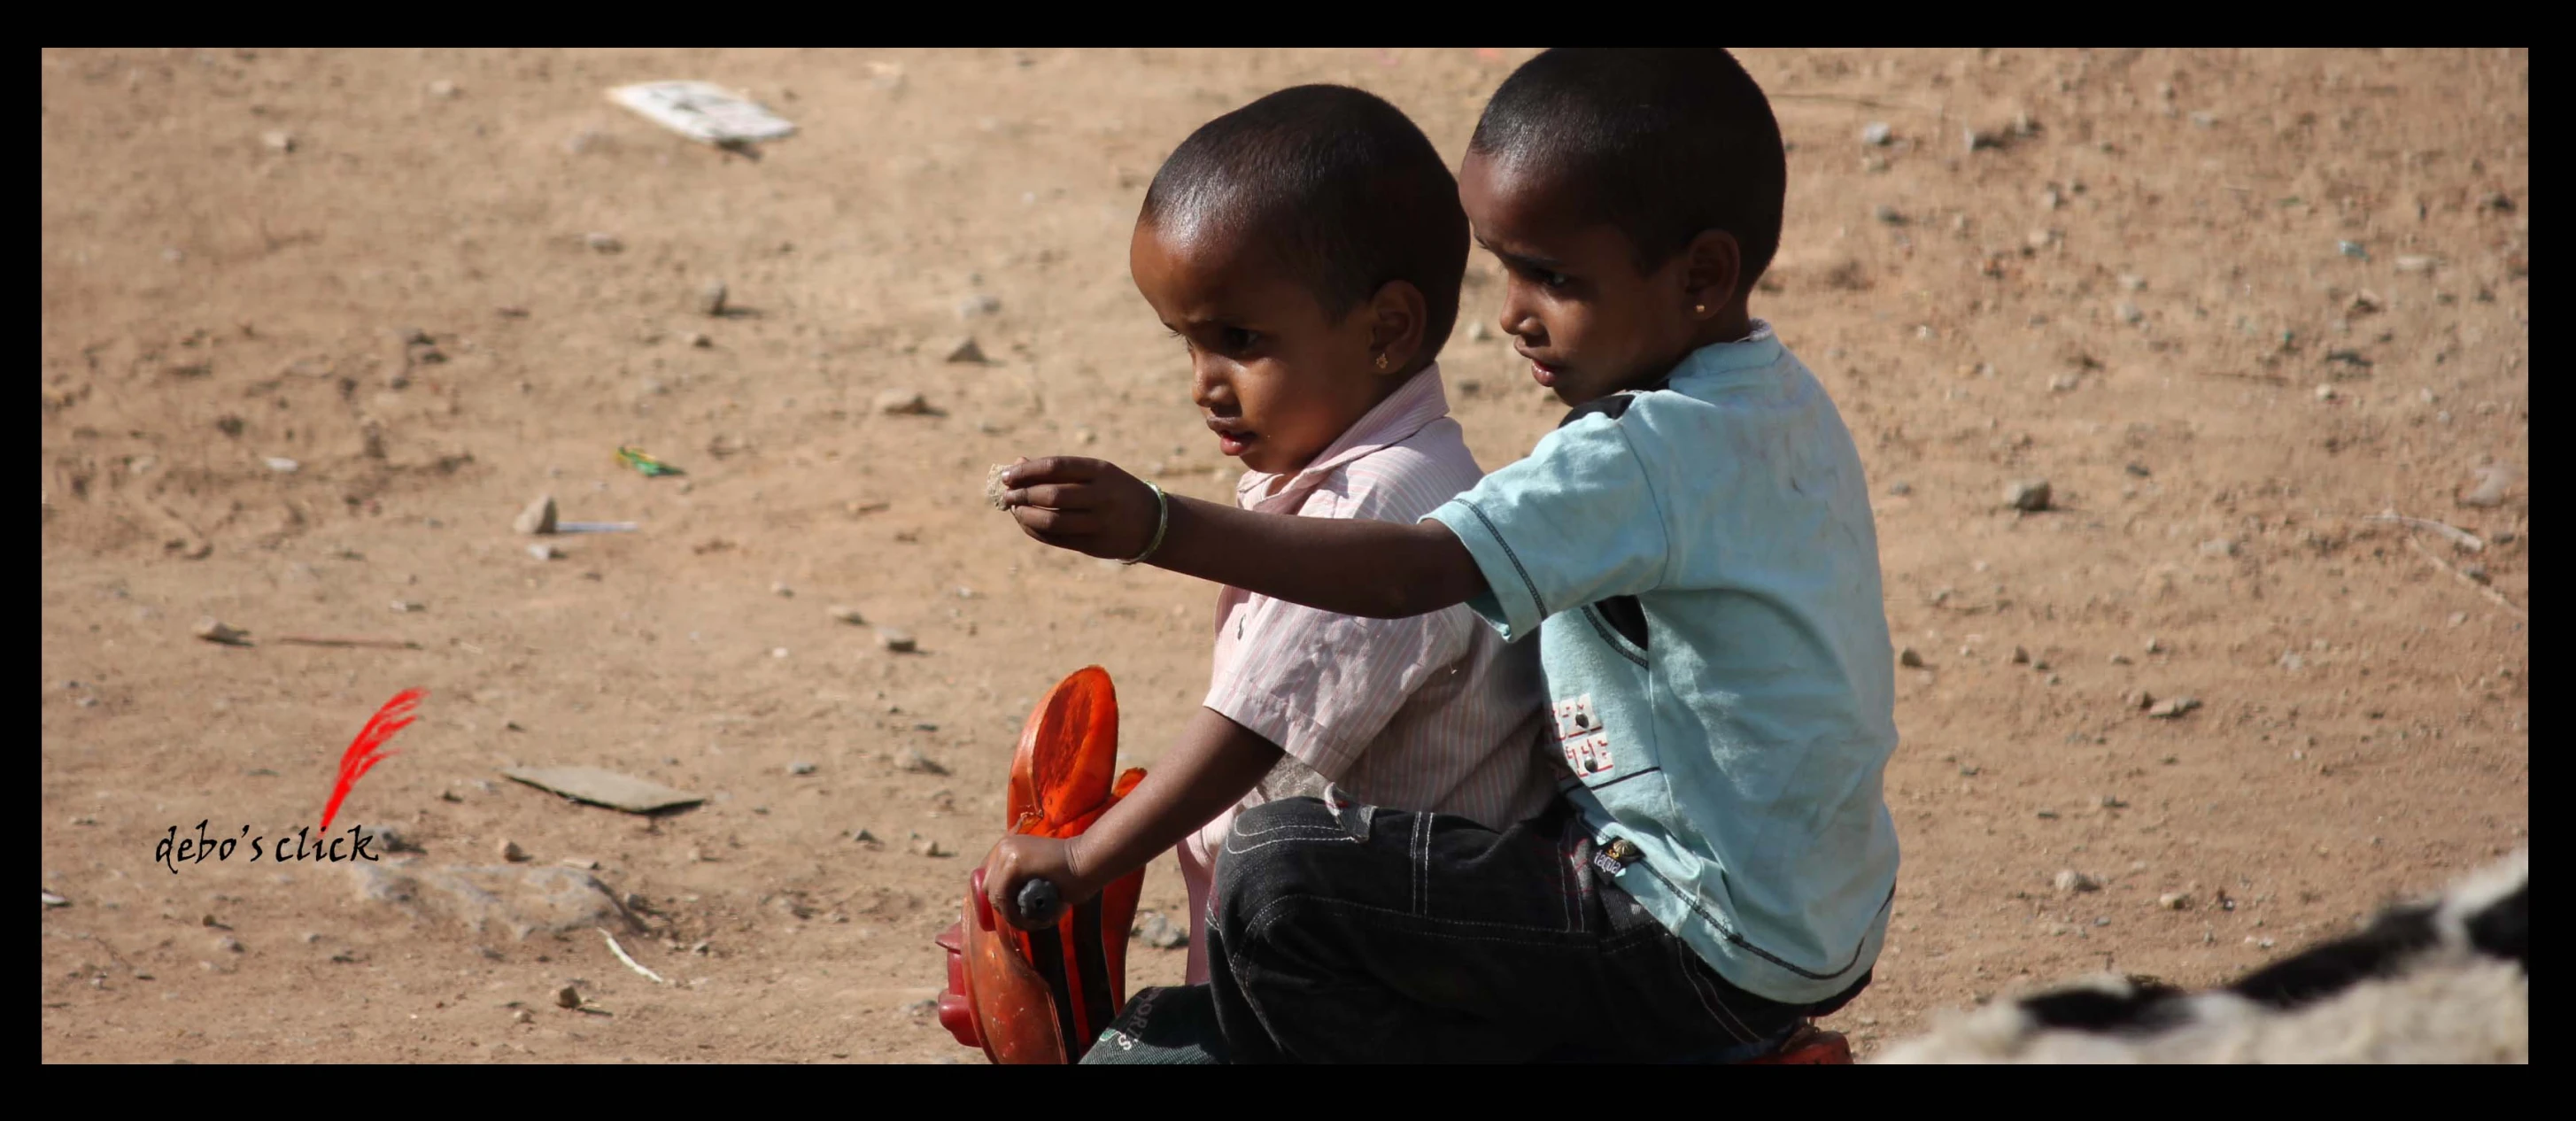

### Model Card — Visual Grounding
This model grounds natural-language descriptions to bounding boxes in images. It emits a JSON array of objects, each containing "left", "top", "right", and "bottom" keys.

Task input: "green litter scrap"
[{"left": 616, "top": 446, "right": 684, "bottom": 477}]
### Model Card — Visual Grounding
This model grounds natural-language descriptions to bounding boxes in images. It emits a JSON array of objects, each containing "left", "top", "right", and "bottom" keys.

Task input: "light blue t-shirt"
[{"left": 1424, "top": 323, "right": 1899, "bottom": 1005}]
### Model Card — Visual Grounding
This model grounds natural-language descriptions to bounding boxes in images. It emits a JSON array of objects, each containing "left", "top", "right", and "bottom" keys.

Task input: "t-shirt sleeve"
[
  {"left": 1203, "top": 593, "right": 1467, "bottom": 781},
  {"left": 1422, "top": 414, "right": 1670, "bottom": 642}
]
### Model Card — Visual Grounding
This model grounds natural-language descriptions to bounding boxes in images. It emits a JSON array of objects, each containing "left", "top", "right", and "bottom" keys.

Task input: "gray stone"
[
  {"left": 1860, "top": 121, "right": 1892, "bottom": 146},
  {"left": 514, "top": 494, "right": 558, "bottom": 536},
  {"left": 697, "top": 280, "right": 729, "bottom": 316},
  {"left": 788, "top": 761, "right": 816, "bottom": 776},
  {"left": 2054, "top": 870, "right": 2100, "bottom": 893},
  {"left": 350, "top": 860, "right": 639, "bottom": 941},
  {"left": 877, "top": 627, "right": 917, "bottom": 653},
  {"left": 500, "top": 766, "right": 704, "bottom": 813},
  {"left": 1133, "top": 911, "right": 1189, "bottom": 950},
  {"left": 875, "top": 389, "right": 932, "bottom": 415},
  {"left": 192, "top": 618, "right": 251, "bottom": 646},
  {"left": 955, "top": 293, "right": 1002, "bottom": 320},
  {"left": 2461, "top": 464, "right": 2513, "bottom": 507},
  {"left": 2005, "top": 479, "right": 2052, "bottom": 512},
  {"left": 2147, "top": 696, "right": 2201, "bottom": 719}
]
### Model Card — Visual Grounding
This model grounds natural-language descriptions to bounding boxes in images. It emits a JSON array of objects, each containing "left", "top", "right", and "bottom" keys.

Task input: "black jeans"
[{"left": 1175, "top": 795, "right": 1865, "bottom": 1063}]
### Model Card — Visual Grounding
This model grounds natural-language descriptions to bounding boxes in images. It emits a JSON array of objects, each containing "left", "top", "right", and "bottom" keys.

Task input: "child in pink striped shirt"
[{"left": 980, "top": 85, "right": 1557, "bottom": 995}]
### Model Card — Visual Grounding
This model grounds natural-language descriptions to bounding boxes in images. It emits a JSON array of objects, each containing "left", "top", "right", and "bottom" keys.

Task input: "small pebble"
[
  {"left": 1134, "top": 911, "right": 1189, "bottom": 949},
  {"left": 955, "top": 293, "right": 1002, "bottom": 320},
  {"left": 513, "top": 1009, "right": 534, "bottom": 1024},
  {"left": 499, "top": 839, "right": 529, "bottom": 863},
  {"left": 514, "top": 494, "right": 559, "bottom": 536},
  {"left": 788, "top": 762, "right": 816, "bottom": 776},
  {"left": 2199, "top": 538, "right": 2239, "bottom": 558},
  {"left": 697, "top": 280, "right": 729, "bottom": 316},
  {"left": 2158, "top": 893, "right": 2191, "bottom": 911},
  {"left": 770, "top": 646, "right": 790, "bottom": 659},
  {"left": 2054, "top": 870, "right": 2100, "bottom": 894},
  {"left": 2005, "top": 479, "right": 2052, "bottom": 512},
  {"left": 1885, "top": 481, "right": 1912, "bottom": 497},
  {"left": 943, "top": 336, "right": 988, "bottom": 364},
  {"left": 555, "top": 986, "right": 581, "bottom": 1009},
  {"left": 895, "top": 747, "right": 948, "bottom": 776},
  {"left": 584, "top": 232, "right": 623, "bottom": 253},
  {"left": 192, "top": 618, "right": 251, "bottom": 646},
  {"left": 875, "top": 390, "right": 932, "bottom": 415},
  {"left": 261, "top": 129, "right": 296, "bottom": 152},
  {"left": 771, "top": 581, "right": 794, "bottom": 598},
  {"left": 2393, "top": 255, "right": 2437, "bottom": 274},
  {"left": 1873, "top": 204, "right": 1904, "bottom": 225},
  {"left": 528, "top": 544, "right": 559, "bottom": 560},
  {"left": 1860, "top": 121, "right": 1892, "bottom": 146},
  {"left": 1896, "top": 646, "right": 1924, "bottom": 669},
  {"left": 265, "top": 457, "right": 300, "bottom": 473},
  {"left": 2010, "top": 646, "right": 2031, "bottom": 665},
  {"left": 427, "top": 79, "right": 460, "bottom": 98},
  {"left": 2116, "top": 301, "right": 2144, "bottom": 325},
  {"left": 852, "top": 828, "right": 883, "bottom": 848},
  {"left": 877, "top": 628, "right": 917, "bottom": 653},
  {"left": 909, "top": 833, "right": 951, "bottom": 858},
  {"left": 2147, "top": 696, "right": 2201, "bottom": 719},
  {"left": 390, "top": 599, "right": 422, "bottom": 613},
  {"left": 826, "top": 605, "right": 866, "bottom": 625}
]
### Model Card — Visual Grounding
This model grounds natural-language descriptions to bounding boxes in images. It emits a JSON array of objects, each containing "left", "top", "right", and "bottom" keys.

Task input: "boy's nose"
[{"left": 1189, "top": 356, "right": 1231, "bottom": 411}]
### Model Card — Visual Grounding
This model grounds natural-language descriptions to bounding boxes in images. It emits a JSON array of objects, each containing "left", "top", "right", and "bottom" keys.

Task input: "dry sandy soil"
[{"left": 40, "top": 48, "right": 2527, "bottom": 1063}]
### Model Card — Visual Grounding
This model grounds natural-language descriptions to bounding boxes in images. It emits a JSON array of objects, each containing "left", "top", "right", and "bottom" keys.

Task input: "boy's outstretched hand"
[{"left": 998, "top": 457, "right": 1159, "bottom": 561}]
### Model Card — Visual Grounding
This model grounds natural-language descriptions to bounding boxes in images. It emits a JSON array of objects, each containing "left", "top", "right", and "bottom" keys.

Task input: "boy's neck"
[{"left": 1607, "top": 303, "right": 1758, "bottom": 396}]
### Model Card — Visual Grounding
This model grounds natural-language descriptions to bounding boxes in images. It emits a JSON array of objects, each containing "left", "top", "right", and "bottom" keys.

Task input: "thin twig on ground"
[
  {"left": 2405, "top": 535, "right": 2524, "bottom": 617},
  {"left": 599, "top": 928, "right": 669, "bottom": 985}
]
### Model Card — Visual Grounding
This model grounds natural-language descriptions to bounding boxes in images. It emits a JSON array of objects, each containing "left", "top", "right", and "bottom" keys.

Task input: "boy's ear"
[
  {"left": 1680, "top": 229, "right": 1744, "bottom": 316},
  {"left": 1365, "top": 279, "right": 1429, "bottom": 375}
]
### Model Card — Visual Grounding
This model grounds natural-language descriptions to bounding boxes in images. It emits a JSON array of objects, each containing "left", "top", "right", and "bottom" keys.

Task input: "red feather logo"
[{"left": 318, "top": 689, "right": 424, "bottom": 833}]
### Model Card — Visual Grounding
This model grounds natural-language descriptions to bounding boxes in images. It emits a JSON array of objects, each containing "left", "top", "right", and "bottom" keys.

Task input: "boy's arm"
[
  {"left": 982, "top": 707, "right": 1281, "bottom": 927},
  {"left": 1000, "top": 456, "right": 1486, "bottom": 620}
]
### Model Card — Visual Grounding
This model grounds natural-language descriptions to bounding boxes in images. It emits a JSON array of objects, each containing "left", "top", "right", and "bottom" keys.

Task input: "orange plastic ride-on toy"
[{"left": 934, "top": 666, "right": 1147, "bottom": 1063}]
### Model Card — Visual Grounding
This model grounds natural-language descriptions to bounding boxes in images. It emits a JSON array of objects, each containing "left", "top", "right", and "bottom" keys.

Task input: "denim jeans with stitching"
[{"left": 1129, "top": 794, "right": 1867, "bottom": 1063}]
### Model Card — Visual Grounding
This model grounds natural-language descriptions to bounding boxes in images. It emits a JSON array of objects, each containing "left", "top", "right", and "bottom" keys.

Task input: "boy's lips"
[
  {"left": 1519, "top": 349, "right": 1565, "bottom": 388},
  {"left": 1206, "top": 417, "right": 1256, "bottom": 457}
]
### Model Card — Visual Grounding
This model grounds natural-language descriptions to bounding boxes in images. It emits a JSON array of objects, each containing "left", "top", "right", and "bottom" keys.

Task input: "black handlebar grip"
[{"left": 1017, "top": 877, "right": 1063, "bottom": 927}]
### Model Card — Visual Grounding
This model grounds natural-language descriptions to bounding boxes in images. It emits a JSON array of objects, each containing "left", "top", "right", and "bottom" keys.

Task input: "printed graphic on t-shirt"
[{"left": 1551, "top": 694, "right": 1614, "bottom": 777}]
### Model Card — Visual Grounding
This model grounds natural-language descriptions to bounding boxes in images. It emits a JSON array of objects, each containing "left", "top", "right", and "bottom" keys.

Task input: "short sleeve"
[
  {"left": 1421, "top": 414, "right": 1669, "bottom": 642},
  {"left": 1203, "top": 594, "right": 1467, "bottom": 780}
]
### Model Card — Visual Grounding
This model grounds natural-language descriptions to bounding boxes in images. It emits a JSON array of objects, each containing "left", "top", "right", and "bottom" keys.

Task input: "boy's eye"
[{"left": 1221, "top": 328, "right": 1260, "bottom": 352}]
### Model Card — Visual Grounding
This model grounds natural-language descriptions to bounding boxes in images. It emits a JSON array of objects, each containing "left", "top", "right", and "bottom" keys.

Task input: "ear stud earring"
[
  {"left": 1375, "top": 352, "right": 1390, "bottom": 372},
  {"left": 1695, "top": 304, "right": 1708, "bottom": 316}
]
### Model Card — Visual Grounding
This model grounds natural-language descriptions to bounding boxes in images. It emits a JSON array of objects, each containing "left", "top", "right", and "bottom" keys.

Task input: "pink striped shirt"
[{"left": 1203, "top": 365, "right": 1558, "bottom": 829}]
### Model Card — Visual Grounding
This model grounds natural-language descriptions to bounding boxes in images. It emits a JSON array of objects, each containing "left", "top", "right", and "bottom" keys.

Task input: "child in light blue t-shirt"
[{"left": 998, "top": 48, "right": 1897, "bottom": 1063}]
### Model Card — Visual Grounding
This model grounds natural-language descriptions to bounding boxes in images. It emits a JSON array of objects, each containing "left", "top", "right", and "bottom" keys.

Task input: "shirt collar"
[
  {"left": 1234, "top": 363, "right": 1452, "bottom": 510},
  {"left": 1668, "top": 318, "right": 1783, "bottom": 387}
]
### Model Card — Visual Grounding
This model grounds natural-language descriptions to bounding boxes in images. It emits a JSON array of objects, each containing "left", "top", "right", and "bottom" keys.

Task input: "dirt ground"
[{"left": 40, "top": 48, "right": 2527, "bottom": 1063}]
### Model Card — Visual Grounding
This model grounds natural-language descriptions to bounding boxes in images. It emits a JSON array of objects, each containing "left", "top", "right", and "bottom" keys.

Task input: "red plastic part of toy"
[{"left": 933, "top": 666, "right": 1149, "bottom": 1063}]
